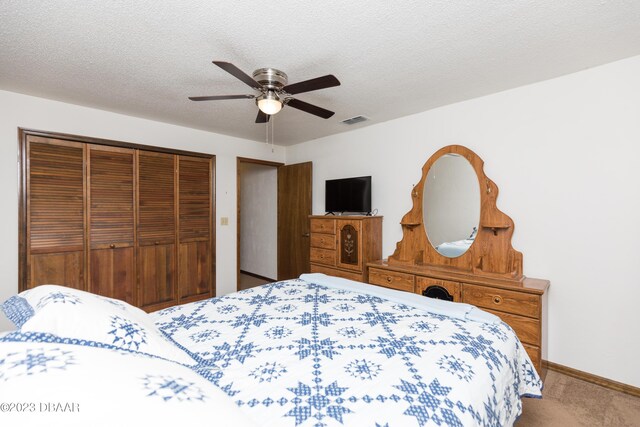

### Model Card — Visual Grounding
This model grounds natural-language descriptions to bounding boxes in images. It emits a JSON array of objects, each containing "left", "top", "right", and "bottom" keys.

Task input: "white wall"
[
  {"left": 239, "top": 162, "right": 278, "bottom": 279},
  {"left": 0, "top": 90, "right": 285, "bottom": 330},
  {"left": 287, "top": 55, "right": 640, "bottom": 387}
]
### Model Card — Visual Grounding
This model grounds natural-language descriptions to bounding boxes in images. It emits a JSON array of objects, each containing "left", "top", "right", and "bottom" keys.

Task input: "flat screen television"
[{"left": 325, "top": 176, "right": 372, "bottom": 214}]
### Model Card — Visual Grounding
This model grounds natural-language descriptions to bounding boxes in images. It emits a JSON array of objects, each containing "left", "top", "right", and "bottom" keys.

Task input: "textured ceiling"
[{"left": 1, "top": 1, "right": 640, "bottom": 146}]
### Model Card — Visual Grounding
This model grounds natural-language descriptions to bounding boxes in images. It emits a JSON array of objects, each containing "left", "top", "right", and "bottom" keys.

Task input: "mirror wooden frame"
[{"left": 388, "top": 145, "right": 524, "bottom": 283}]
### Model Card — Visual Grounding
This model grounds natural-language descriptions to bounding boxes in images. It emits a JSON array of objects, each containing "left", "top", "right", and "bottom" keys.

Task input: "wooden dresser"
[
  {"left": 365, "top": 145, "right": 549, "bottom": 376},
  {"left": 368, "top": 260, "right": 549, "bottom": 373},
  {"left": 309, "top": 215, "right": 382, "bottom": 282}
]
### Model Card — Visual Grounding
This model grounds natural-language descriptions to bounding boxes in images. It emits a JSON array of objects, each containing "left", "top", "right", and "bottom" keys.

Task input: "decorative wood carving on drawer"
[
  {"left": 416, "top": 276, "right": 461, "bottom": 302},
  {"left": 336, "top": 219, "right": 364, "bottom": 272},
  {"left": 340, "top": 224, "right": 358, "bottom": 265}
]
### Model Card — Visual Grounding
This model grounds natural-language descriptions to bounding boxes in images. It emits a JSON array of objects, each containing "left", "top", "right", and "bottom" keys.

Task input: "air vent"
[{"left": 341, "top": 115, "right": 370, "bottom": 125}]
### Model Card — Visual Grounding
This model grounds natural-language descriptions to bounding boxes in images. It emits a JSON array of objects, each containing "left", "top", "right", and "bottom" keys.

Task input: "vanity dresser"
[{"left": 367, "top": 145, "right": 549, "bottom": 375}]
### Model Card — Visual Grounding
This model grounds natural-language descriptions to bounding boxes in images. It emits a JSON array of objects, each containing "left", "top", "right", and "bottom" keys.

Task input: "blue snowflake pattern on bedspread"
[
  {"left": 108, "top": 315, "right": 147, "bottom": 351},
  {"left": 152, "top": 279, "right": 542, "bottom": 426},
  {"left": 141, "top": 374, "right": 207, "bottom": 402},
  {"left": 36, "top": 291, "right": 81, "bottom": 309},
  {"left": 0, "top": 347, "right": 75, "bottom": 381}
]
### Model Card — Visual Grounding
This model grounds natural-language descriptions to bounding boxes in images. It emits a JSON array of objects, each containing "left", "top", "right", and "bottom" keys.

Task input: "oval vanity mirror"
[{"left": 423, "top": 153, "right": 480, "bottom": 258}]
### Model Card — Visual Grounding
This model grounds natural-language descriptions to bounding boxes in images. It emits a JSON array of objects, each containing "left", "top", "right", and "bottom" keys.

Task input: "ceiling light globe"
[{"left": 257, "top": 92, "right": 282, "bottom": 115}]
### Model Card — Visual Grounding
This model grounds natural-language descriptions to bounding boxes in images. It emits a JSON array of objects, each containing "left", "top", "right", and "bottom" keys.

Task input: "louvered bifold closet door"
[
  {"left": 178, "top": 156, "right": 213, "bottom": 302},
  {"left": 137, "top": 151, "right": 177, "bottom": 310},
  {"left": 88, "top": 145, "right": 136, "bottom": 304},
  {"left": 27, "top": 136, "right": 85, "bottom": 290}
]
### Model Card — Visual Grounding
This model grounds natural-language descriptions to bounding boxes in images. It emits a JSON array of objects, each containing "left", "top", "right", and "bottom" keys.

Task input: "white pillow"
[
  {"left": 1, "top": 285, "right": 195, "bottom": 365},
  {"left": 0, "top": 340, "right": 256, "bottom": 427}
]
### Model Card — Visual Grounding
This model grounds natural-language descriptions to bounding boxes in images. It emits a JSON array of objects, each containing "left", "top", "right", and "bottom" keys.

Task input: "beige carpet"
[{"left": 518, "top": 370, "right": 640, "bottom": 426}]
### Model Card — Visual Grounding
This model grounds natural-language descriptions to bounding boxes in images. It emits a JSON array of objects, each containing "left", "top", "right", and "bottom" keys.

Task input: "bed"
[
  {"left": 1, "top": 273, "right": 541, "bottom": 426},
  {"left": 434, "top": 227, "right": 477, "bottom": 258}
]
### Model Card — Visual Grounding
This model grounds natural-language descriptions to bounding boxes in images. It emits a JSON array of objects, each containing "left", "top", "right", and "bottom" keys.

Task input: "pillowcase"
[
  {"left": 0, "top": 340, "right": 256, "bottom": 427},
  {"left": 1, "top": 285, "right": 195, "bottom": 365}
]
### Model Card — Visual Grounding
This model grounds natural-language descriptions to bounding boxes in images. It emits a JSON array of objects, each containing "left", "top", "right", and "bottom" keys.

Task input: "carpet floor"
[
  {"left": 518, "top": 370, "right": 640, "bottom": 426},
  {"left": 239, "top": 272, "right": 271, "bottom": 290}
]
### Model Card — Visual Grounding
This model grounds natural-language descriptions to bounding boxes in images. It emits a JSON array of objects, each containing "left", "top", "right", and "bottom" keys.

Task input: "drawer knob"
[
  {"left": 109, "top": 244, "right": 116, "bottom": 249},
  {"left": 386, "top": 276, "right": 392, "bottom": 283},
  {"left": 493, "top": 295, "right": 503, "bottom": 305}
]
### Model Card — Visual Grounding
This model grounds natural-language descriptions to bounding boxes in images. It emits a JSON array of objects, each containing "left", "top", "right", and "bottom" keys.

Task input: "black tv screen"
[{"left": 325, "top": 176, "right": 371, "bottom": 214}]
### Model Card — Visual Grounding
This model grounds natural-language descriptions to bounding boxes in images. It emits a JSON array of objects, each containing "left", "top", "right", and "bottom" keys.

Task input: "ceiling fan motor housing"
[{"left": 252, "top": 68, "right": 288, "bottom": 90}]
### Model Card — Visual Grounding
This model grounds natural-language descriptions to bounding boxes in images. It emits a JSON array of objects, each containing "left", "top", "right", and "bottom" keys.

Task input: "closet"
[{"left": 19, "top": 130, "right": 214, "bottom": 311}]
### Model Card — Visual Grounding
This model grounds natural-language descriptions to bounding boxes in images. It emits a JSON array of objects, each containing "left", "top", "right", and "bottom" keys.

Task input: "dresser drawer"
[
  {"left": 416, "top": 276, "right": 461, "bottom": 302},
  {"left": 463, "top": 284, "right": 540, "bottom": 318},
  {"left": 310, "top": 219, "right": 335, "bottom": 234},
  {"left": 368, "top": 268, "right": 414, "bottom": 293},
  {"left": 310, "top": 264, "right": 363, "bottom": 282},
  {"left": 310, "top": 233, "right": 336, "bottom": 250},
  {"left": 310, "top": 247, "right": 336, "bottom": 266},
  {"left": 484, "top": 308, "right": 540, "bottom": 346},
  {"left": 522, "top": 343, "right": 541, "bottom": 374}
]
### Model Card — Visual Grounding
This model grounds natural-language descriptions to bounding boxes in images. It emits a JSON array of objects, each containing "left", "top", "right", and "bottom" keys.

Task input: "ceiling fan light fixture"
[{"left": 257, "top": 91, "right": 282, "bottom": 115}]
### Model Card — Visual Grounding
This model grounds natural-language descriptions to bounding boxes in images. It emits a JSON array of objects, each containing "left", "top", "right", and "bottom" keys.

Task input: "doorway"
[
  {"left": 237, "top": 158, "right": 312, "bottom": 291},
  {"left": 237, "top": 158, "right": 282, "bottom": 290}
]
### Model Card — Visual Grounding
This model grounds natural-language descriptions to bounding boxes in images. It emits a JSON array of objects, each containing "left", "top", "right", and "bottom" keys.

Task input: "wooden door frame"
[{"left": 236, "top": 157, "right": 284, "bottom": 291}]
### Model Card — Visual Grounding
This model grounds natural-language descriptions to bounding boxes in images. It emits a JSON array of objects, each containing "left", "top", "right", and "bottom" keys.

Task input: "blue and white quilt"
[
  {"left": 0, "top": 334, "right": 254, "bottom": 426},
  {"left": 152, "top": 275, "right": 542, "bottom": 427},
  {"left": 0, "top": 284, "right": 254, "bottom": 426}
]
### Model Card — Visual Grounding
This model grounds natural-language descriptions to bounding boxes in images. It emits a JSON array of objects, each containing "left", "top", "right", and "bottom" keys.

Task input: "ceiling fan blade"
[
  {"left": 189, "top": 94, "right": 255, "bottom": 101},
  {"left": 212, "top": 61, "right": 262, "bottom": 90},
  {"left": 283, "top": 75, "right": 340, "bottom": 95},
  {"left": 255, "top": 110, "right": 270, "bottom": 123},
  {"left": 286, "top": 98, "right": 335, "bottom": 119}
]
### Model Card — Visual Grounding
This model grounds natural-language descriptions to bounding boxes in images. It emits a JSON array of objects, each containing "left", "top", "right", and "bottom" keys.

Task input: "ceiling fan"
[{"left": 189, "top": 61, "right": 340, "bottom": 123}]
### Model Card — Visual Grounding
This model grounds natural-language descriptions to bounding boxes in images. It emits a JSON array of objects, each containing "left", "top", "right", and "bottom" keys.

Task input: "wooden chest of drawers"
[
  {"left": 367, "top": 260, "right": 549, "bottom": 375},
  {"left": 309, "top": 216, "right": 382, "bottom": 282}
]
